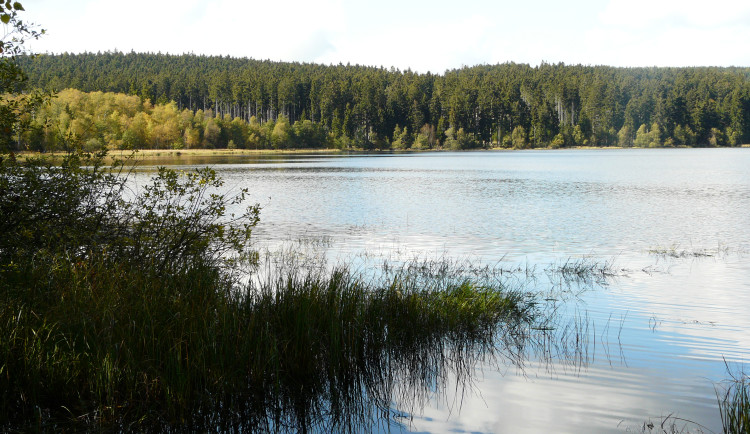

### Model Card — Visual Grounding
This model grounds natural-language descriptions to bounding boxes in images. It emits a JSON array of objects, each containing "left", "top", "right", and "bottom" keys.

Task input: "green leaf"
[
  {"left": 13, "top": 2, "right": 23, "bottom": 11},
  {"left": 1, "top": 14, "right": 10, "bottom": 24}
]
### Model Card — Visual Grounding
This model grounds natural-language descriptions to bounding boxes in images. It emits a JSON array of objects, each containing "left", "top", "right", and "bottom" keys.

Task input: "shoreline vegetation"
[
  {"left": 13, "top": 143, "right": 750, "bottom": 164},
  {"left": 0, "top": 151, "right": 546, "bottom": 432}
]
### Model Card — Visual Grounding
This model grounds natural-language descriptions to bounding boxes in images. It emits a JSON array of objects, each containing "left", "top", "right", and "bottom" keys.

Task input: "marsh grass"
[
  {"left": 717, "top": 364, "right": 750, "bottom": 434},
  {"left": 545, "top": 257, "right": 618, "bottom": 280},
  {"left": 245, "top": 259, "right": 536, "bottom": 432},
  {"left": 648, "top": 243, "right": 747, "bottom": 260},
  {"left": 0, "top": 248, "right": 537, "bottom": 432},
  {"left": 633, "top": 363, "right": 749, "bottom": 434},
  {"left": 636, "top": 414, "right": 712, "bottom": 434}
]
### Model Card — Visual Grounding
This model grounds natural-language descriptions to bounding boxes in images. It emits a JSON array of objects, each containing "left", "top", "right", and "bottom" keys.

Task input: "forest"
[{"left": 8, "top": 51, "right": 750, "bottom": 151}]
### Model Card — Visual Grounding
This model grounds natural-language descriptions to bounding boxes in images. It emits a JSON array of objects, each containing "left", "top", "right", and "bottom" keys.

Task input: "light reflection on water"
[{"left": 131, "top": 148, "right": 750, "bottom": 433}]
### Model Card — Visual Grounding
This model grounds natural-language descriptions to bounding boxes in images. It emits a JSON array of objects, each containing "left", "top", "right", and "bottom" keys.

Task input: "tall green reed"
[{"left": 718, "top": 364, "right": 749, "bottom": 434}]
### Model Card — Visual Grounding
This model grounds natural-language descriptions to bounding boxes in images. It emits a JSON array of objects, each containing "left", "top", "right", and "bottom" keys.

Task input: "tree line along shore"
[{"left": 8, "top": 52, "right": 750, "bottom": 152}]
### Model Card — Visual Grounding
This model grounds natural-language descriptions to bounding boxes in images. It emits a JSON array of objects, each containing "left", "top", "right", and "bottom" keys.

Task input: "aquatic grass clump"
[
  {"left": 238, "top": 260, "right": 534, "bottom": 432},
  {"left": 545, "top": 257, "right": 619, "bottom": 286},
  {"left": 718, "top": 365, "right": 750, "bottom": 434},
  {"left": 648, "top": 243, "right": 746, "bottom": 260},
  {"left": 637, "top": 365, "right": 750, "bottom": 434}
]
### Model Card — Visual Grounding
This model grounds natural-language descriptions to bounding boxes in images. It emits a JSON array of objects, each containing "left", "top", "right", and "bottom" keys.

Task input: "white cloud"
[
  {"left": 30, "top": 0, "right": 345, "bottom": 60},
  {"left": 600, "top": 0, "right": 750, "bottom": 29},
  {"left": 318, "top": 14, "right": 494, "bottom": 72},
  {"left": 195, "top": 0, "right": 346, "bottom": 61},
  {"left": 582, "top": 0, "right": 750, "bottom": 66}
]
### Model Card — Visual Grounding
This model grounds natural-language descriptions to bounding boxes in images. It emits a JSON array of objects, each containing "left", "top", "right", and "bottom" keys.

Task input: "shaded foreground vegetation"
[{"left": 0, "top": 151, "right": 537, "bottom": 432}]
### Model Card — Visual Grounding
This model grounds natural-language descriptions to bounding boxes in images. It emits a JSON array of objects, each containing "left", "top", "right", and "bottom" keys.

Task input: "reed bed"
[
  {"left": 648, "top": 243, "right": 747, "bottom": 260},
  {"left": 0, "top": 247, "right": 536, "bottom": 432}
]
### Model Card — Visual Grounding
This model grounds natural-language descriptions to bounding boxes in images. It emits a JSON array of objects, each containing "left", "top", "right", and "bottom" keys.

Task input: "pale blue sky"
[{"left": 23, "top": 0, "right": 750, "bottom": 72}]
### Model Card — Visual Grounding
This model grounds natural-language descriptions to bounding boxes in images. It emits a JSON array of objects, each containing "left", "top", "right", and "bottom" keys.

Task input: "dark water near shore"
[{"left": 135, "top": 148, "right": 750, "bottom": 433}]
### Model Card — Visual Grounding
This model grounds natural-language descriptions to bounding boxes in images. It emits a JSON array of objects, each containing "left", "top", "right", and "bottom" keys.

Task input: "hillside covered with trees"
[{"left": 10, "top": 51, "right": 750, "bottom": 151}]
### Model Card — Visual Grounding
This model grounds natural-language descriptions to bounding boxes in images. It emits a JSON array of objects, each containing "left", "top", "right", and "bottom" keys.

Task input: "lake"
[{"left": 134, "top": 148, "right": 750, "bottom": 433}]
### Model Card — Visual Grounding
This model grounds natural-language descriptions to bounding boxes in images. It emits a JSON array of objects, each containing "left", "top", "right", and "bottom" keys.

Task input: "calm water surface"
[{"left": 137, "top": 148, "right": 750, "bottom": 433}]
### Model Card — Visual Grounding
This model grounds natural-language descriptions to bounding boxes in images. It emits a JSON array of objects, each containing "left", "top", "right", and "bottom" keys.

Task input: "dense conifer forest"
[{"left": 12, "top": 51, "right": 750, "bottom": 151}]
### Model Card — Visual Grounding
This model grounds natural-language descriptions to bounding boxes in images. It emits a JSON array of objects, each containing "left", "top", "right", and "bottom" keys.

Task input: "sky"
[{"left": 21, "top": 0, "right": 750, "bottom": 73}]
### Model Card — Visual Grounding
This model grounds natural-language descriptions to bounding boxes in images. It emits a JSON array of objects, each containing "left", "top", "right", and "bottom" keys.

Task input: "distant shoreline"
[{"left": 14, "top": 144, "right": 750, "bottom": 162}]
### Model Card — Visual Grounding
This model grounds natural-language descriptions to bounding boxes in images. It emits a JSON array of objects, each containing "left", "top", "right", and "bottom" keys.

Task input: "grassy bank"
[
  {"left": 13, "top": 148, "right": 343, "bottom": 165},
  {"left": 15, "top": 145, "right": 749, "bottom": 167}
]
